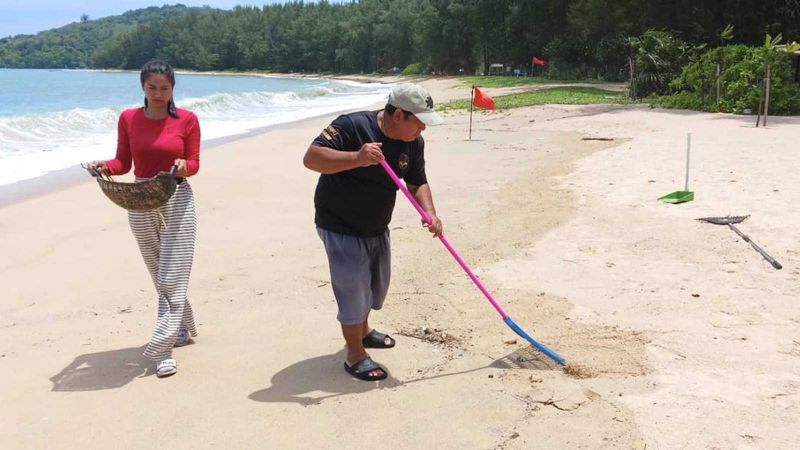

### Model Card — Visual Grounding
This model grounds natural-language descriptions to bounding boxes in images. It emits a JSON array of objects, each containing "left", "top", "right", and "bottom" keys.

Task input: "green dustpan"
[
  {"left": 658, "top": 190, "right": 694, "bottom": 203},
  {"left": 659, "top": 132, "right": 694, "bottom": 204}
]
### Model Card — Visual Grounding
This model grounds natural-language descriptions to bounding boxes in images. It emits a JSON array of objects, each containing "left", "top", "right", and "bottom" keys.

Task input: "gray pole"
[{"left": 684, "top": 132, "right": 691, "bottom": 192}]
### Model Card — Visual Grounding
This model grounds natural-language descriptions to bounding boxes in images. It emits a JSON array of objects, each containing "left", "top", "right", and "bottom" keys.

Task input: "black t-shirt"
[{"left": 311, "top": 110, "right": 427, "bottom": 237}]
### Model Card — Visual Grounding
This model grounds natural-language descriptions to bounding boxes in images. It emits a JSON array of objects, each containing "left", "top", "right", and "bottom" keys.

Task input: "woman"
[{"left": 89, "top": 59, "right": 200, "bottom": 378}]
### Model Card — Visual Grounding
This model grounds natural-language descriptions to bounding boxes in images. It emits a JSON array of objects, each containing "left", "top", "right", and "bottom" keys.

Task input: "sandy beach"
[{"left": 1, "top": 77, "right": 798, "bottom": 449}]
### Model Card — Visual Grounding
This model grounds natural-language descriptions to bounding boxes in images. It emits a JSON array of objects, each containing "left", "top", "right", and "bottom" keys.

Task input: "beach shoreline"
[
  {"left": 0, "top": 106, "right": 385, "bottom": 208},
  {"left": 0, "top": 72, "right": 411, "bottom": 209}
]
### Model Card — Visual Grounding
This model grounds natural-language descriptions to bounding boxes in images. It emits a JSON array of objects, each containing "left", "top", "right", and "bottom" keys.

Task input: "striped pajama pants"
[{"left": 129, "top": 180, "right": 198, "bottom": 361}]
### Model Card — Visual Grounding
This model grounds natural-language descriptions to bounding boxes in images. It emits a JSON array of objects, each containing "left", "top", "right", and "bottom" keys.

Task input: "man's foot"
[
  {"left": 156, "top": 358, "right": 177, "bottom": 378},
  {"left": 344, "top": 356, "right": 387, "bottom": 381},
  {"left": 362, "top": 330, "right": 395, "bottom": 349}
]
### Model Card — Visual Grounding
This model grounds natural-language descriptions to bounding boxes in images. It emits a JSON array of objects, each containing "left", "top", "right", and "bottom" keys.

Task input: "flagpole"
[{"left": 469, "top": 85, "right": 474, "bottom": 140}]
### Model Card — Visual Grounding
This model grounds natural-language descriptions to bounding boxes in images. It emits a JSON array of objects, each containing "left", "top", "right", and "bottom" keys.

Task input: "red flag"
[
  {"left": 472, "top": 87, "right": 495, "bottom": 110},
  {"left": 532, "top": 56, "right": 546, "bottom": 66}
]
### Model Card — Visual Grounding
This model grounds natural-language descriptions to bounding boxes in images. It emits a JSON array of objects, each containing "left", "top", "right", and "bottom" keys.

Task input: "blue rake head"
[{"left": 503, "top": 316, "right": 566, "bottom": 366}]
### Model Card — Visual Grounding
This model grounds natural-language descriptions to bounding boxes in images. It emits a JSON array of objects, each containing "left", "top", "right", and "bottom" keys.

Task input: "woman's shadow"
[
  {"left": 248, "top": 349, "right": 401, "bottom": 406},
  {"left": 50, "top": 345, "right": 154, "bottom": 391}
]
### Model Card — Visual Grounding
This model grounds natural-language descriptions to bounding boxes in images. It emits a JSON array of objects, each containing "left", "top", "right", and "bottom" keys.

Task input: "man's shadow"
[
  {"left": 249, "top": 347, "right": 560, "bottom": 406},
  {"left": 248, "top": 349, "right": 401, "bottom": 406},
  {"left": 50, "top": 345, "right": 153, "bottom": 391}
]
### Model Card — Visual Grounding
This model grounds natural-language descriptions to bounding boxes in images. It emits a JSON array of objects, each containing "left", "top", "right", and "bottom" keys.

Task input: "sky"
[{"left": 0, "top": 1, "right": 343, "bottom": 37}]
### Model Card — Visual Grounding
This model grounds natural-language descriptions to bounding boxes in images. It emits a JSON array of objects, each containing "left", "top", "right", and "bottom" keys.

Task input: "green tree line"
[{"left": 1, "top": 1, "right": 798, "bottom": 80}]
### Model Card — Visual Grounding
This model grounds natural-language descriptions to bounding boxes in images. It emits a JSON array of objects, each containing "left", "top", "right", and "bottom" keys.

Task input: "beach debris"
[
  {"left": 529, "top": 382, "right": 599, "bottom": 411},
  {"left": 510, "top": 432, "right": 520, "bottom": 439},
  {"left": 581, "top": 137, "right": 614, "bottom": 141},
  {"left": 504, "top": 339, "right": 518, "bottom": 345},
  {"left": 488, "top": 374, "right": 494, "bottom": 378},
  {"left": 117, "top": 306, "right": 132, "bottom": 314},
  {"left": 739, "top": 434, "right": 759, "bottom": 443},
  {"left": 563, "top": 363, "right": 597, "bottom": 379},
  {"left": 398, "top": 326, "right": 460, "bottom": 346},
  {"left": 692, "top": 293, "right": 700, "bottom": 298}
]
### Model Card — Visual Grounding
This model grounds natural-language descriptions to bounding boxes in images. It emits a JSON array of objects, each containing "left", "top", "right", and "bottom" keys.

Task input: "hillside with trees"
[
  {"left": 2, "top": 1, "right": 798, "bottom": 113},
  {"left": 0, "top": 5, "right": 218, "bottom": 68}
]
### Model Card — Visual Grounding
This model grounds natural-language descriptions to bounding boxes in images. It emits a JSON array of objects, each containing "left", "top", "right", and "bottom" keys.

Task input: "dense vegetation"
[
  {"left": 1, "top": 1, "right": 798, "bottom": 77},
  {"left": 1, "top": 1, "right": 798, "bottom": 114}
]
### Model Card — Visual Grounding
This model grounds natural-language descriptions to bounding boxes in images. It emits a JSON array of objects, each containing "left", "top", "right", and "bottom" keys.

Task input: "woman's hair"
[{"left": 140, "top": 59, "right": 178, "bottom": 118}]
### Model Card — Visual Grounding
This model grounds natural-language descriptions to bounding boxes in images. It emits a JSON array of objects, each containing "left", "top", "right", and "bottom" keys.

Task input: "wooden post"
[
  {"left": 628, "top": 56, "right": 636, "bottom": 100},
  {"left": 756, "top": 77, "right": 765, "bottom": 127},
  {"left": 469, "top": 86, "right": 474, "bottom": 140},
  {"left": 763, "top": 64, "right": 771, "bottom": 127},
  {"left": 716, "top": 64, "right": 721, "bottom": 108}
]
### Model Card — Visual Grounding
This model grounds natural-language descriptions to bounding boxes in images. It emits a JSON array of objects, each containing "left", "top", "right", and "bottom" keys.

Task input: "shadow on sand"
[
  {"left": 248, "top": 350, "right": 398, "bottom": 406},
  {"left": 50, "top": 345, "right": 153, "bottom": 391},
  {"left": 249, "top": 346, "right": 560, "bottom": 406}
]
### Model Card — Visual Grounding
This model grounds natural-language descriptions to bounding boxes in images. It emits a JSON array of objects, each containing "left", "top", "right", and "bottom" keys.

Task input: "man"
[{"left": 303, "top": 84, "right": 444, "bottom": 381}]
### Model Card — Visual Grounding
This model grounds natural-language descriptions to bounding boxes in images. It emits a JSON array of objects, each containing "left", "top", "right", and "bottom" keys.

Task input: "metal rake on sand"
[{"left": 696, "top": 215, "right": 782, "bottom": 270}]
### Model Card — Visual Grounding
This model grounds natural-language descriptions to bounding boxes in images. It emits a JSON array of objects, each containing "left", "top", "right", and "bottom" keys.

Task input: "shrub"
[
  {"left": 630, "top": 30, "right": 692, "bottom": 97},
  {"left": 401, "top": 62, "right": 424, "bottom": 76},
  {"left": 655, "top": 45, "right": 800, "bottom": 114}
]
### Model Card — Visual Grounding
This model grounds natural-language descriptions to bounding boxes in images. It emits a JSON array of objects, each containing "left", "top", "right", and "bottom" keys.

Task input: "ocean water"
[{"left": 0, "top": 69, "right": 392, "bottom": 186}]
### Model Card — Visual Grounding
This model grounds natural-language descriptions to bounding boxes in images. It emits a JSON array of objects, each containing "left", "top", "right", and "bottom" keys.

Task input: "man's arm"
[
  {"left": 303, "top": 142, "right": 384, "bottom": 174},
  {"left": 408, "top": 182, "right": 443, "bottom": 237}
]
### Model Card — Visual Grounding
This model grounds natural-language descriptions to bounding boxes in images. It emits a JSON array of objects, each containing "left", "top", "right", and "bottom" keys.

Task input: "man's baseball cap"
[{"left": 387, "top": 84, "right": 444, "bottom": 126}]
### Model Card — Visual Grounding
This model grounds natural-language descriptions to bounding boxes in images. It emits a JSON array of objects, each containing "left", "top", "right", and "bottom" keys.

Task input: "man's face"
[{"left": 392, "top": 109, "right": 426, "bottom": 142}]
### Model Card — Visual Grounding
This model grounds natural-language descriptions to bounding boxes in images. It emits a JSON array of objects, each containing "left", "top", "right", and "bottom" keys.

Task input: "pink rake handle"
[
  {"left": 379, "top": 159, "right": 567, "bottom": 366},
  {"left": 380, "top": 160, "right": 508, "bottom": 318}
]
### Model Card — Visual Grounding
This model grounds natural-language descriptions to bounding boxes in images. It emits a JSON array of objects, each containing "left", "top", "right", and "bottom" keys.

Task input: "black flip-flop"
[
  {"left": 344, "top": 356, "right": 388, "bottom": 381},
  {"left": 362, "top": 330, "right": 396, "bottom": 349}
]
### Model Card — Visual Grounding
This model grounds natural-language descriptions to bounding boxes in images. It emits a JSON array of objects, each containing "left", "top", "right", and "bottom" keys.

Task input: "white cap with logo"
[{"left": 387, "top": 84, "right": 444, "bottom": 126}]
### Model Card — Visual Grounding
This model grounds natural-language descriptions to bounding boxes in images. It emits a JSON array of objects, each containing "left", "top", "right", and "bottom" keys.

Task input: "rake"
[
  {"left": 697, "top": 215, "right": 782, "bottom": 270},
  {"left": 380, "top": 160, "right": 566, "bottom": 366}
]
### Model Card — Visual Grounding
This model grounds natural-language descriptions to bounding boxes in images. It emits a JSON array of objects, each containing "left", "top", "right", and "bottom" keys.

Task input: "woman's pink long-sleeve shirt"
[{"left": 106, "top": 107, "right": 200, "bottom": 178}]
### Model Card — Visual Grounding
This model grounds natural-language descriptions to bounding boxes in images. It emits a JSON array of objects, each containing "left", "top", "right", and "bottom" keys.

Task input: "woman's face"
[{"left": 142, "top": 73, "right": 173, "bottom": 107}]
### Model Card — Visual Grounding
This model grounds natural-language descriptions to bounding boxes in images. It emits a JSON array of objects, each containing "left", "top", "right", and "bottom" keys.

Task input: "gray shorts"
[{"left": 317, "top": 227, "right": 391, "bottom": 325}]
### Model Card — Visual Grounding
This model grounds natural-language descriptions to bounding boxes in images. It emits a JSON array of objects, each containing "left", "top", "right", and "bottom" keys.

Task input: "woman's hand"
[
  {"left": 87, "top": 160, "right": 110, "bottom": 176},
  {"left": 174, "top": 159, "right": 188, "bottom": 177}
]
